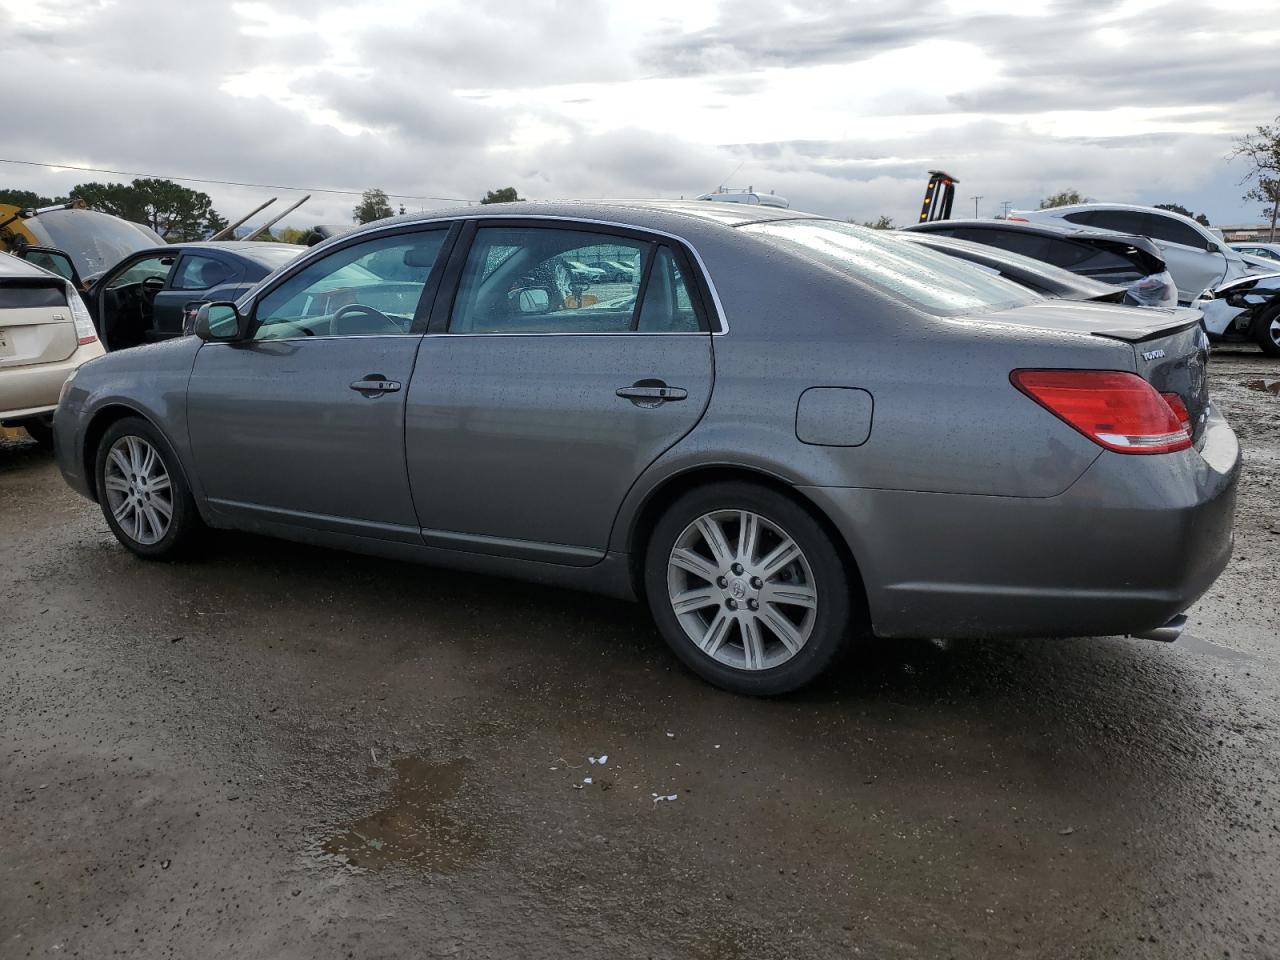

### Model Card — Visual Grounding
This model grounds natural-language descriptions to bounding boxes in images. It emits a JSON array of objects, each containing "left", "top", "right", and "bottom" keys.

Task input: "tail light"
[
  {"left": 1006, "top": 215, "right": 1030, "bottom": 222},
  {"left": 1011, "top": 370, "right": 1192, "bottom": 454}
]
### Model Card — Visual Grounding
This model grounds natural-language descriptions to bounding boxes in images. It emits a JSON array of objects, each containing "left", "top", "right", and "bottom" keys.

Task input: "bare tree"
[{"left": 1229, "top": 117, "right": 1280, "bottom": 241}]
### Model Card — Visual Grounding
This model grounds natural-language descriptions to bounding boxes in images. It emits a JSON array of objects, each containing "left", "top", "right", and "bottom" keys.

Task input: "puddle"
[
  {"left": 323, "top": 756, "right": 485, "bottom": 871},
  {"left": 1174, "top": 633, "right": 1255, "bottom": 663}
]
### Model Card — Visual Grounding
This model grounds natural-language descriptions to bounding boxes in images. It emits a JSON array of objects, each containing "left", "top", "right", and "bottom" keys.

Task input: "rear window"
[
  {"left": 742, "top": 220, "right": 1036, "bottom": 315},
  {"left": 0, "top": 283, "right": 67, "bottom": 309}
]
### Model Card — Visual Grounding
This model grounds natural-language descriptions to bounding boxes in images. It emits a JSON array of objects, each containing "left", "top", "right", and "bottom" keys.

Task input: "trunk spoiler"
[{"left": 1086, "top": 307, "right": 1202, "bottom": 344}]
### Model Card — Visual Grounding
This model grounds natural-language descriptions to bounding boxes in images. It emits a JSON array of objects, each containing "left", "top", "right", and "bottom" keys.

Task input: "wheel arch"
[
  {"left": 623, "top": 464, "right": 871, "bottom": 632},
  {"left": 81, "top": 403, "right": 182, "bottom": 502}
]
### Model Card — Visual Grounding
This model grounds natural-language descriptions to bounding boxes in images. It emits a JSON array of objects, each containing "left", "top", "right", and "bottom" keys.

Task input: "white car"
[
  {"left": 1231, "top": 241, "right": 1280, "bottom": 263},
  {"left": 1012, "top": 203, "right": 1257, "bottom": 305},
  {"left": 0, "top": 253, "right": 104, "bottom": 446}
]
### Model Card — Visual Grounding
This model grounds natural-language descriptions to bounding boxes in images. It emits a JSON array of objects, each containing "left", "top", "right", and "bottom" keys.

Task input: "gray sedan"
[{"left": 52, "top": 201, "right": 1240, "bottom": 695}]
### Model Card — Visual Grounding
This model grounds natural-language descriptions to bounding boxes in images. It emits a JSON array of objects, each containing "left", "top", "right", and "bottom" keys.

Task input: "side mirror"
[
  {"left": 511, "top": 286, "right": 552, "bottom": 315},
  {"left": 194, "top": 302, "right": 248, "bottom": 342},
  {"left": 1207, "top": 241, "right": 1221, "bottom": 253}
]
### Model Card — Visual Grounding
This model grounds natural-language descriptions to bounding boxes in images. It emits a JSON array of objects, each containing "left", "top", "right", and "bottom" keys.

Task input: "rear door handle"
[
  {"left": 616, "top": 381, "right": 688, "bottom": 406},
  {"left": 350, "top": 376, "right": 401, "bottom": 396}
]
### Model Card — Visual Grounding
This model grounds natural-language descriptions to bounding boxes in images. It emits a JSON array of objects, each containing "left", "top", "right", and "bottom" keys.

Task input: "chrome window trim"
[{"left": 265, "top": 212, "right": 730, "bottom": 335}]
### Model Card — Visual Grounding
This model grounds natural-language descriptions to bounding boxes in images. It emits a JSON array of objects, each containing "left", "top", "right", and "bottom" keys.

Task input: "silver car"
[{"left": 52, "top": 201, "right": 1240, "bottom": 695}]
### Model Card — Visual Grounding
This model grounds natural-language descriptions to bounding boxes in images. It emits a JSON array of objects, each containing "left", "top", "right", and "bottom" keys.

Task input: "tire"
[
  {"left": 1253, "top": 304, "right": 1280, "bottom": 358},
  {"left": 93, "top": 416, "right": 202, "bottom": 559},
  {"left": 22, "top": 415, "right": 54, "bottom": 449},
  {"left": 643, "top": 482, "right": 854, "bottom": 696}
]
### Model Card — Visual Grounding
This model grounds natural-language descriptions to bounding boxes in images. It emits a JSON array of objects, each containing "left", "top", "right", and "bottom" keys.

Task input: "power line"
[{"left": 0, "top": 157, "right": 471, "bottom": 204}]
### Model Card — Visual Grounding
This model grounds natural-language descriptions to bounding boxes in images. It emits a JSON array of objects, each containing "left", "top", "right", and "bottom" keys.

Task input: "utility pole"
[
  {"left": 1000, "top": 200, "right": 1013, "bottom": 219},
  {"left": 970, "top": 195, "right": 983, "bottom": 218}
]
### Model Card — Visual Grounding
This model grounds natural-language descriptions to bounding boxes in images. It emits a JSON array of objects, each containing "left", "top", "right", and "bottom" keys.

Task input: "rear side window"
[
  {"left": 0, "top": 283, "right": 67, "bottom": 309},
  {"left": 172, "top": 255, "right": 233, "bottom": 291},
  {"left": 449, "top": 226, "right": 701, "bottom": 334},
  {"left": 743, "top": 220, "right": 1035, "bottom": 315},
  {"left": 1144, "top": 214, "right": 1210, "bottom": 250}
]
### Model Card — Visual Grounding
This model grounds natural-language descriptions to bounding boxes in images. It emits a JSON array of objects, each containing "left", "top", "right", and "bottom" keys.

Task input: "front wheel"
[
  {"left": 94, "top": 417, "right": 202, "bottom": 559},
  {"left": 644, "top": 482, "right": 854, "bottom": 696},
  {"left": 1253, "top": 304, "right": 1280, "bottom": 357}
]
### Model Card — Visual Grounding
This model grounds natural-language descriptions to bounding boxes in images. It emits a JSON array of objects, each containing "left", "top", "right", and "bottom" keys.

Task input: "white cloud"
[{"left": 0, "top": 0, "right": 1276, "bottom": 229}]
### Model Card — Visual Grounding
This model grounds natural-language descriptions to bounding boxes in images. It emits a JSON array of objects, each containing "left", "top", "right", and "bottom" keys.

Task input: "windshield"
[
  {"left": 24, "top": 209, "right": 163, "bottom": 279},
  {"left": 741, "top": 219, "right": 1037, "bottom": 315}
]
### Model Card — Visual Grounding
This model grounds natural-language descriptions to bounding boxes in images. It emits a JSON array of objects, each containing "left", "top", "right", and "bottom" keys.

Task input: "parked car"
[
  {"left": 897, "top": 232, "right": 1127, "bottom": 303},
  {"left": 1231, "top": 241, "right": 1280, "bottom": 263},
  {"left": 19, "top": 241, "right": 303, "bottom": 352},
  {"left": 52, "top": 201, "right": 1239, "bottom": 696},
  {"left": 903, "top": 217, "right": 1176, "bottom": 307},
  {"left": 0, "top": 253, "right": 104, "bottom": 446},
  {"left": 564, "top": 260, "right": 607, "bottom": 283},
  {"left": 1011, "top": 203, "right": 1257, "bottom": 305},
  {"left": 1195, "top": 270, "right": 1280, "bottom": 356},
  {"left": 598, "top": 259, "right": 636, "bottom": 282}
]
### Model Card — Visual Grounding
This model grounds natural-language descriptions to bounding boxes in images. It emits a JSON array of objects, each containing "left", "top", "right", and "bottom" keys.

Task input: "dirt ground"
[{"left": 2, "top": 347, "right": 1277, "bottom": 959}]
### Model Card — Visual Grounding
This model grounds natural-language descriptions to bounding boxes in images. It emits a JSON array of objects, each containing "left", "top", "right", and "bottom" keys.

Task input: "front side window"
[
  {"left": 448, "top": 226, "right": 700, "bottom": 334},
  {"left": 252, "top": 229, "right": 446, "bottom": 339},
  {"left": 172, "top": 255, "right": 232, "bottom": 291},
  {"left": 106, "top": 255, "right": 174, "bottom": 291},
  {"left": 743, "top": 220, "right": 1035, "bottom": 315}
]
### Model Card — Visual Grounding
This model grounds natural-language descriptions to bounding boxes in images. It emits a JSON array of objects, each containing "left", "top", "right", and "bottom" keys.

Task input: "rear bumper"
[
  {"left": 0, "top": 340, "right": 104, "bottom": 422},
  {"left": 801, "top": 404, "right": 1240, "bottom": 640}
]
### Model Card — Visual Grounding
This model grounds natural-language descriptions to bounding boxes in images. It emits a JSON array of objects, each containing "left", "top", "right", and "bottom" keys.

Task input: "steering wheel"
[{"left": 332, "top": 303, "right": 401, "bottom": 335}]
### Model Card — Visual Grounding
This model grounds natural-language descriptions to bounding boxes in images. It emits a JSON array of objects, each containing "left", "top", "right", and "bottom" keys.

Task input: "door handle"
[
  {"left": 350, "top": 376, "right": 402, "bottom": 396},
  {"left": 616, "top": 380, "right": 688, "bottom": 407}
]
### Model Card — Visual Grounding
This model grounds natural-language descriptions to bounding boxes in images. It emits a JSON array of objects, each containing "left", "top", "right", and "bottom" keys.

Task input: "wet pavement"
[{"left": 2, "top": 349, "right": 1278, "bottom": 959}]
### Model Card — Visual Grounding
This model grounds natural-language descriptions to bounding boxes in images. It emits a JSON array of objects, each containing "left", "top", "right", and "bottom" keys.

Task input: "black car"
[
  {"left": 903, "top": 218, "right": 1167, "bottom": 289},
  {"left": 19, "top": 241, "right": 303, "bottom": 352},
  {"left": 898, "top": 232, "right": 1127, "bottom": 303}
]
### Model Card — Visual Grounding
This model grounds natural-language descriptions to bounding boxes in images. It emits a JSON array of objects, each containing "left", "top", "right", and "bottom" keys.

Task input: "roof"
[{"left": 342, "top": 199, "right": 819, "bottom": 237}]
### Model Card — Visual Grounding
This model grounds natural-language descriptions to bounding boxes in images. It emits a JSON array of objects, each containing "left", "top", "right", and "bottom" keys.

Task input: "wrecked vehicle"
[
  {"left": 898, "top": 232, "right": 1127, "bottom": 303},
  {"left": 903, "top": 218, "right": 1177, "bottom": 308},
  {"left": 51, "top": 200, "right": 1239, "bottom": 696},
  {"left": 1013, "top": 203, "right": 1261, "bottom": 305},
  {"left": 22, "top": 242, "right": 302, "bottom": 352},
  {"left": 1195, "top": 271, "right": 1280, "bottom": 356}
]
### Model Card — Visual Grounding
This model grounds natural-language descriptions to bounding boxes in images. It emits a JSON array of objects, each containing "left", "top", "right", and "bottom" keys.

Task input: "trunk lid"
[{"left": 0, "top": 279, "right": 77, "bottom": 368}]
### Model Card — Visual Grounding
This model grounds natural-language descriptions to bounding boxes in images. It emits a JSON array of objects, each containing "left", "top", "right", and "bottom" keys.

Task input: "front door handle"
[
  {"left": 616, "top": 379, "right": 688, "bottom": 407},
  {"left": 350, "top": 375, "right": 401, "bottom": 396}
]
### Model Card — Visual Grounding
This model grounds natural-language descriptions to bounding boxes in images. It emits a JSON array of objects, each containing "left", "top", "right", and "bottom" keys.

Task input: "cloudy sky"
[{"left": 2, "top": 0, "right": 1277, "bottom": 230}]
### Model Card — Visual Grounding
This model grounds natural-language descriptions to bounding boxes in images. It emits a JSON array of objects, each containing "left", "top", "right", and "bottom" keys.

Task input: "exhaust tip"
[{"left": 1129, "top": 613, "right": 1188, "bottom": 644}]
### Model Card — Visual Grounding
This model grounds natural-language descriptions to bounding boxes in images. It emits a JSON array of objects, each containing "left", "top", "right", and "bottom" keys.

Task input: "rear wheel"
[
  {"left": 644, "top": 482, "right": 854, "bottom": 696},
  {"left": 1253, "top": 304, "right": 1280, "bottom": 357},
  {"left": 94, "top": 417, "right": 202, "bottom": 559}
]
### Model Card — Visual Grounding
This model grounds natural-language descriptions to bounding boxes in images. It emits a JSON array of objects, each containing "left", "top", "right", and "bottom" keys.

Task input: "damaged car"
[
  {"left": 1195, "top": 271, "right": 1280, "bottom": 356},
  {"left": 903, "top": 218, "right": 1177, "bottom": 308}
]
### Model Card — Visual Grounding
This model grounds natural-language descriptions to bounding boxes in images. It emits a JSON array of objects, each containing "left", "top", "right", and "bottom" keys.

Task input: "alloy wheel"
[
  {"left": 103, "top": 435, "right": 173, "bottom": 546},
  {"left": 666, "top": 509, "right": 818, "bottom": 671},
  {"left": 1269, "top": 314, "right": 1280, "bottom": 349}
]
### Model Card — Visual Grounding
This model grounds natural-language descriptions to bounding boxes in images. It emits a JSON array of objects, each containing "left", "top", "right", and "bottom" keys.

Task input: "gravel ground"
[{"left": 1, "top": 347, "right": 1277, "bottom": 959}]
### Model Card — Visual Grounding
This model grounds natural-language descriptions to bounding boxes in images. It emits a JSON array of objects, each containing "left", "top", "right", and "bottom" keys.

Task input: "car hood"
[{"left": 970, "top": 300, "right": 1201, "bottom": 341}]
